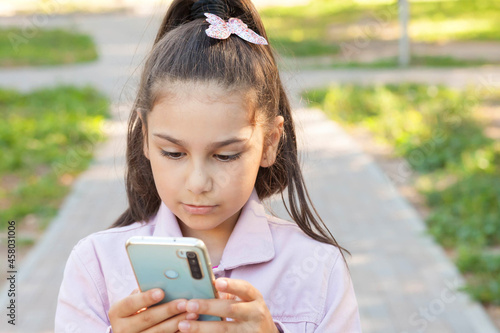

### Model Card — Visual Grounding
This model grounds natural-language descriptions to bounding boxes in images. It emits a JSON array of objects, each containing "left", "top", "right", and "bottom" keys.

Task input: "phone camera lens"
[{"left": 187, "top": 251, "right": 196, "bottom": 259}]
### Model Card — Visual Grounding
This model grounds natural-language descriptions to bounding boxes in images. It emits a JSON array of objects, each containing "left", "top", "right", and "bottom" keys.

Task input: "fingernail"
[
  {"left": 186, "top": 312, "right": 198, "bottom": 320},
  {"left": 186, "top": 301, "right": 199, "bottom": 312},
  {"left": 177, "top": 300, "right": 187, "bottom": 311},
  {"left": 179, "top": 320, "right": 190, "bottom": 331},
  {"left": 152, "top": 289, "right": 163, "bottom": 301},
  {"left": 216, "top": 279, "right": 228, "bottom": 290}
]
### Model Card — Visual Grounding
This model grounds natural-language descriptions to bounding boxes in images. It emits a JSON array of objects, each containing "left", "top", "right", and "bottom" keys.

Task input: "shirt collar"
[{"left": 151, "top": 188, "right": 275, "bottom": 270}]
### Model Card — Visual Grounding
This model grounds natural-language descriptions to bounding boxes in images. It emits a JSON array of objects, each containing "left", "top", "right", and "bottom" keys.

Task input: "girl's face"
[{"left": 142, "top": 82, "right": 282, "bottom": 233}]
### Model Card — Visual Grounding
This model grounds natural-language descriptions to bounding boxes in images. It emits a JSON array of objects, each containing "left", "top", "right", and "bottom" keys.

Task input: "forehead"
[
  {"left": 148, "top": 81, "right": 260, "bottom": 145},
  {"left": 153, "top": 80, "right": 253, "bottom": 105}
]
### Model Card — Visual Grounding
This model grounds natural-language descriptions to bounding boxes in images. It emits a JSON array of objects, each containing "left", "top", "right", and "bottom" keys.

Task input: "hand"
[
  {"left": 177, "top": 278, "right": 279, "bottom": 333},
  {"left": 108, "top": 288, "right": 199, "bottom": 333}
]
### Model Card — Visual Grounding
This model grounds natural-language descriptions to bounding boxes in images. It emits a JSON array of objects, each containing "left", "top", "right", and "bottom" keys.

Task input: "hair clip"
[{"left": 204, "top": 13, "right": 268, "bottom": 45}]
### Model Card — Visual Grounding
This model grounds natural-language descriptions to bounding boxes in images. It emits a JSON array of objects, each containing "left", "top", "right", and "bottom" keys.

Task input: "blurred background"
[{"left": 0, "top": 0, "right": 499, "bottom": 332}]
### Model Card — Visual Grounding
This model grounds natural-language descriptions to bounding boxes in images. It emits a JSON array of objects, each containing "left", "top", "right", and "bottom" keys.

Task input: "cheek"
[
  {"left": 225, "top": 157, "right": 260, "bottom": 184},
  {"left": 211, "top": 161, "right": 250, "bottom": 188},
  {"left": 149, "top": 157, "right": 178, "bottom": 189}
]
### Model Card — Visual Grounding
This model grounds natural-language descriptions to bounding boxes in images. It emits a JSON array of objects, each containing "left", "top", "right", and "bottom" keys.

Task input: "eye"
[
  {"left": 215, "top": 153, "right": 241, "bottom": 162},
  {"left": 160, "top": 151, "right": 184, "bottom": 159}
]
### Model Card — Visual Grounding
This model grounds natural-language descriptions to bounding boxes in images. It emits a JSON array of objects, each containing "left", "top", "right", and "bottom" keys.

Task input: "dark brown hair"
[{"left": 111, "top": 0, "right": 349, "bottom": 257}]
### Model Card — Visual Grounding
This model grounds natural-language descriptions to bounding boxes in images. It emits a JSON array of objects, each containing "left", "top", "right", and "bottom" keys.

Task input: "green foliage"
[
  {"left": 457, "top": 249, "right": 500, "bottom": 305},
  {"left": 0, "top": 86, "right": 109, "bottom": 230},
  {"left": 0, "top": 28, "right": 98, "bottom": 67},
  {"left": 305, "top": 83, "right": 494, "bottom": 171},
  {"left": 304, "top": 83, "right": 500, "bottom": 304},
  {"left": 424, "top": 172, "right": 500, "bottom": 248}
]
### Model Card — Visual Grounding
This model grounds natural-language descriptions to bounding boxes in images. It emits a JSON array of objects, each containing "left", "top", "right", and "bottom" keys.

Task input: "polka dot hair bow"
[{"left": 204, "top": 13, "right": 268, "bottom": 45}]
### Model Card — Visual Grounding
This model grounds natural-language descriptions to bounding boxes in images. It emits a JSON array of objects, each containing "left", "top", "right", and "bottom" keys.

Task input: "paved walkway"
[{"left": 0, "top": 12, "right": 499, "bottom": 333}]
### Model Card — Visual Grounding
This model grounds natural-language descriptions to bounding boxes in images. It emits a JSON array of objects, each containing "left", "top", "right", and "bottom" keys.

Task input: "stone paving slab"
[{"left": 0, "top": 12, "right": 499, "bottom": 333}]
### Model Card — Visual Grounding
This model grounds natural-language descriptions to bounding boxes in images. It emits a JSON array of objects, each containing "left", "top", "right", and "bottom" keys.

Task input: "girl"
[{"left": 55, "top": 0, "right": 361, "bottom": 332}]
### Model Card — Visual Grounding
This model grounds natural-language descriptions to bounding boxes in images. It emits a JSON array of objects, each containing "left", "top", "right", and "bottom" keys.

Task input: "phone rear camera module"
[{"left": 187, "top": 251, "right": 203, "bottom": 280}]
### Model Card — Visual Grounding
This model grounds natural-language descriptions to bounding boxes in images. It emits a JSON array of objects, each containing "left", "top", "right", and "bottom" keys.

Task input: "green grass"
[
  {"left": 355, "top": 56, "right": 492, "bottom": 68},
  {"left": 0, "top": 86, "right": 110, "bottom": 231},
  {"left": 262, "top": 0, "right": 500, "bottom": 58},
  {"left": 293, "top": 55, "right": 495, "bottom": 70},
  {"left": 409, "top": 0, "right": 500, "bottom": 41},
  {"left": 0, "top": 28, "right": 98, "bottom": 67},
  {"left": 304, "top": 83, "right": 500, "bottom": 304},
  {"left": 261, "top": 0, "right": 363, "bottom": 57}
]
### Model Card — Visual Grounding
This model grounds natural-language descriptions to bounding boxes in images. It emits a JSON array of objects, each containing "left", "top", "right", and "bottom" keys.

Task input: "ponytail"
[{"left": 153, "top": 0, "right": 268, "bottom": 45}]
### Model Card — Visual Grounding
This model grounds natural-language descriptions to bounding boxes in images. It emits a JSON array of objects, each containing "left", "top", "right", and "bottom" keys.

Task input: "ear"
[
  {"left": 137, "top": 110, "right": 150, "bottom": 160},
  {"left": 260, "top": 115, "right": 284, "bottom": 168}
]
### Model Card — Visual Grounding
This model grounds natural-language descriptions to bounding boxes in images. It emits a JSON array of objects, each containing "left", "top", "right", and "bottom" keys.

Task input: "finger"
[
  {"left": 178, "top": 319, "right": 237, "bottom": 333},
  {"left": 131, "top": 288, "right": 140, "bottom": 295},
  {"left": 215, "top": 278, "right": 262, "bottom": 302},
  {"left": 185, "top": 312, "right": 199, "bottom": 320},
  {"left": 110, "top": 289, "right": 165, "bottom": 318},
  {"left": 129, "top": 298, "right": 189, "bottom": 332},
  {"left": 217, "top": 291, "right": 237, "bottom": 300},
  {"left": 142, "top": 312, "right": 193, "bottom": 333},
  {"left": 186, "top": 298, "right": 252, "bottom": 321}
]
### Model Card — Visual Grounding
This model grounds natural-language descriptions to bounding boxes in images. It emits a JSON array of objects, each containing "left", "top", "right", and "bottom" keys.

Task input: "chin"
[{"left": 180, "top": 215, "right": 219, "bottom": 228}]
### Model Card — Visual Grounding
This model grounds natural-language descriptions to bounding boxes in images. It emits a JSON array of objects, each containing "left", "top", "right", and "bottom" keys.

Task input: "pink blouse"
[{"left": 55, "top": 188, "right": 362, "bottom": 332}]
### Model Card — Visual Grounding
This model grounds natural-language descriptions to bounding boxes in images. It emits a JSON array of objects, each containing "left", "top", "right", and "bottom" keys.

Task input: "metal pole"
[{"left": 399, "top": 0, "right": 410, "bottom": 67}]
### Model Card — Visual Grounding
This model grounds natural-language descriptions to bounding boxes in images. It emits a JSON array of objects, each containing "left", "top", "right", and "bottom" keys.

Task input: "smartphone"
[{"left": 126, "top": 236, "right": 222, "bottom": 321}]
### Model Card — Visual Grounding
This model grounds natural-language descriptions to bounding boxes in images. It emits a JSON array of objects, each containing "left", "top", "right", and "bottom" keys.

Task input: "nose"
[{"left": 185, "top": 161, "right": 213, "bottom": 195}]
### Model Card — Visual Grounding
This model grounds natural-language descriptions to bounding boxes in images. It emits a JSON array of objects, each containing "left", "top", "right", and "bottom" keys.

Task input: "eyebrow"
[{"left": 153, "top": 133, "right": 247, "bottom": 149}]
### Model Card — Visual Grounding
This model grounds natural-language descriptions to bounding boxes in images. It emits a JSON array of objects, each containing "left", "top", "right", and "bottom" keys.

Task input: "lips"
[{"left": 182, "top": 203, "right": 217, "bottom": 215}]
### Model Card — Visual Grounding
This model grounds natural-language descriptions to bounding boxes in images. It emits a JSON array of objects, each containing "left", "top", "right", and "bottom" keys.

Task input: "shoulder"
[
  {"left": 266, "top": 214, "right": 303, "bottom": 237},
  {"left": 265, "top": 213, "right": 345, "bottom": 288},
  {"left": 260, "top": 214, "right": 349, "bottom": 323},
  {"left": 266, "top": 213, "right": 342, "bottom": 263}
]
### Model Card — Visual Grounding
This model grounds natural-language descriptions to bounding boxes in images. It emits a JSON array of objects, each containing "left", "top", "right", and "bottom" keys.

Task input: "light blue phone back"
[{"left": 127, "top": 236, "right": 221, "bottom": 321}]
